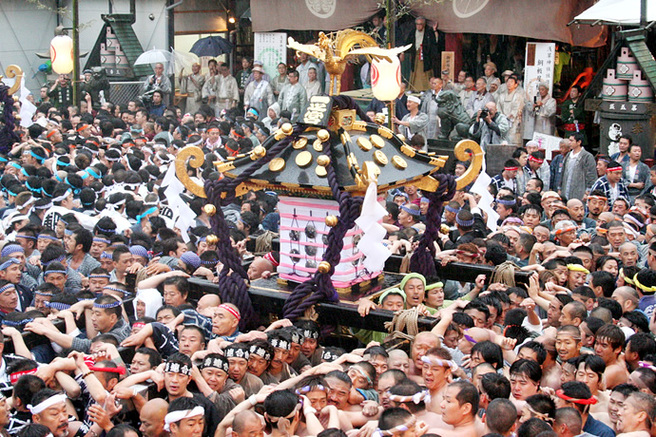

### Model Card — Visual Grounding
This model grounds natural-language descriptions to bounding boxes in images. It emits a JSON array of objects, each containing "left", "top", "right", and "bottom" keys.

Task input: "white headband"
[
  {"left": 51, "top": 189, "right": 72, "bottom": 204},
  {"left": 421, "top": 355, "right": 458, "bottom": 371},
  {"left": 27, "top": 394, "right": 67, "bottom": 415},
  {"left": 164, "top": 406, "right": 205, "bottom": 431}
]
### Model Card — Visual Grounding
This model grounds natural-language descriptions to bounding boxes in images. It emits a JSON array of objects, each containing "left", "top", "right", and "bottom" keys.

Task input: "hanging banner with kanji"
[
  {"left": 254, "top": 32, "right": 287, "bottom": 80},
  {"left": 524, "top": 43, "right": 556, "bottom": 105}
]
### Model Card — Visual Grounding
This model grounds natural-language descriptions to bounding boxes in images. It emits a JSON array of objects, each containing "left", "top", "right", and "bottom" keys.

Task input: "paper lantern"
[
  {"left": 50, "top": 35, "right": 74, "bottom": 74},
  {"left": 371, "top": 55, "right": 402, "bottom": 102}
]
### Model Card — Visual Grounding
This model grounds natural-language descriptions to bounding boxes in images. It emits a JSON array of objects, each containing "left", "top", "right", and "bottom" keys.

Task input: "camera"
[{"left": 479, "top": 108, "right": 489, "bottom": 119}]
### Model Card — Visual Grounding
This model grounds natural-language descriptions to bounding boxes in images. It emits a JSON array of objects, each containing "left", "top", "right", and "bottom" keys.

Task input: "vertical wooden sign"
[{"left": 441, "top": 51, "right": 455, "bottom": 82}]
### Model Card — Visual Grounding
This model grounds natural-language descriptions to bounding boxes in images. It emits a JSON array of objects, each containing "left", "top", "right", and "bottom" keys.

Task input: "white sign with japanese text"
[
  {"left": 254, "top": 32, "right": 287, "bottom": 79},
  {"left": 524, "top": 42, "right": 556, "bottom": 104}
]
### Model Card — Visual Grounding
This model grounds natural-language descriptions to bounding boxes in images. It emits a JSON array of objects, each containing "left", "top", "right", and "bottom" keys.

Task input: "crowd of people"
[{"left": 1, "top": 18, "right": 655, "bottom": 437}]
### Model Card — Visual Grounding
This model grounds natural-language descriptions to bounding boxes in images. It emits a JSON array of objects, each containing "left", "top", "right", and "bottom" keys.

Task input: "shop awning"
[{"left": 252, "top": 0, "right": 606, "bottom": 48}]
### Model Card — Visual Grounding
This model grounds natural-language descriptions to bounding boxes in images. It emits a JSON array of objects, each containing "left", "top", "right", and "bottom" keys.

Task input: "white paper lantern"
[
  {"left": 50, "top": 35, "right": 74, "bottom": 74},
  {"left": 370, "top": 56, "right": 402, "bottom": 102}
]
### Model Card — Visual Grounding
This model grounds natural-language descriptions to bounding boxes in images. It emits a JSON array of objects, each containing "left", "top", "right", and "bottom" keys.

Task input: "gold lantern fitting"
[
  {"left": 325, "top": 215, "right": 338, "bottom": 227},
  {"left": 203, "top": 204, "right": 217, "bottom": 216}
]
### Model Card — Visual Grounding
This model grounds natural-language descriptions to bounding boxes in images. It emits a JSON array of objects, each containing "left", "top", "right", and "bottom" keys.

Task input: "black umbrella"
[{"left": 190, "top": 36, "right": 234, "bottom": 57}]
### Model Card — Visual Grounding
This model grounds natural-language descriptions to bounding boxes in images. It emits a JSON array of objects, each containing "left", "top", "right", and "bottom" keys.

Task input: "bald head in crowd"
[
  {"left": 139, "top": 398, "right": 168, "bottom": 437},
  {"left": 232, "top": 410, "right": 264, "bottom": 437}
]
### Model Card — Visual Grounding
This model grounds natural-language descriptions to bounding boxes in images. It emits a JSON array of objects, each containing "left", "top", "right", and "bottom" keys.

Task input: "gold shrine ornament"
[
  {"left": 370, "top": 135, "right": 385, "bottom": 149},
  {"left": 203, "top": 204, "right": 217, "bottom": 216},
  {"left": 269, "top": 157, "right": 286, "bottom": 172},
  {"left": 293, "top": 137, "right": 308, "bottom": 149},
  {"left": 317, "top": 261, "right": 331, "bottom": 273},
  {"left": 373, "top": 150, "right": 388, "bottom": 166},
  {"left": 392, "top": 155, "right": 408, "bottom": 170},
  {"left": 325, "top": 215, "right": 338, "bottom": 227},
  {"left": 296, "top": 151, "right": 313, "bottom": 168}
]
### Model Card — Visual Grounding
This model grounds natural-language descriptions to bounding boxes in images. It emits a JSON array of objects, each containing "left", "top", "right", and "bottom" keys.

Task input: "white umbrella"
[
  {"left": 134, "top": 48, "right": 172, "bottom": 67},
  {"left": 169, "top": 49, "right": 200, "bottom": 76}
]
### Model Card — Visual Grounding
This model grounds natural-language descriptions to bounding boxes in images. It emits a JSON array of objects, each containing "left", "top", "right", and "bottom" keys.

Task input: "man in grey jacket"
[
  {"left": 560, "top": 132, "right": 597, "bottom": 201},
  {"left": 468, "top": 102, "right": 509, "bottom": 151}
]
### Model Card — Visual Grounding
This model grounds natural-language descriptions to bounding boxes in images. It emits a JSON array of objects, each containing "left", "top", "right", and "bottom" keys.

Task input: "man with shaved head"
[
  {"left": 140, "top": 398, "right": 169, "bottom": 437},
  {"left": 232, "top": 410, "right": 263, "bottom": 437},
  {"left": 408, "top": 331, "right": 440, "bottom": 382},
  {"left": 612, "top": 287, "right": 640, "bottom": 313},
  {"left": 567, "top": 198, "right": 595, "bottom": 229}
]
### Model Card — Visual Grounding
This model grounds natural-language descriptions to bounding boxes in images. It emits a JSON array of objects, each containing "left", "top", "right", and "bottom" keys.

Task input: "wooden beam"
[{"left": 187, "top": 277, "right": 438, "bottom": 332}]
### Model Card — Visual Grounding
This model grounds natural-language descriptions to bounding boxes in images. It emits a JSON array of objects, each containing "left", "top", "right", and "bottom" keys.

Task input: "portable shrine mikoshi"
[{"left": 173, "top": 30, "right": 485, "bottom": 330}]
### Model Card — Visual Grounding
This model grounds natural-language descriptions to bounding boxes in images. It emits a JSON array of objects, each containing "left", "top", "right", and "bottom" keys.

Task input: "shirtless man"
[
  {"left": 408, "top": 332, "right": 440, "bottom": 383},
  {"left": 436, "top": 381, "right": 479, "bottom": 437},
  {"left": 388, "top": 379, "right": 445, "bottom": 429},
  {"left": 594, "top": 324, "right": 629, "bottom": 389},
  {"left": 421, "top": 347, "right": 453, "bottom": 413}
]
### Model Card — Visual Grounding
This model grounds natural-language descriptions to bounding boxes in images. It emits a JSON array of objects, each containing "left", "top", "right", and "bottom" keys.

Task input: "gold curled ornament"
[
  {"left": 0, "top": 65, "right": 23, "bottom": 95},
  {"left": 454, "top": 139, "right": 484, "bottom": 190},
  {"left": 175, "top": 146, "right": 207, "bottom": 198}
]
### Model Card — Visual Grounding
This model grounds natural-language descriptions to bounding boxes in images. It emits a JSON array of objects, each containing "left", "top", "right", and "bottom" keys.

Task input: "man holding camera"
[
  {"left": 468, "top": 101, "right": 509, "bottom": 151},
  {"left": 142, "top": 63, "right": 172, "bottom": 105}
]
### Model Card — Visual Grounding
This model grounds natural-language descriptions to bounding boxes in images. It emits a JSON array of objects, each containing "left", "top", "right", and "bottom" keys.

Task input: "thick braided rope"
[
  {"left": 204, "top": 124, "right": 306, "bottom": 329},
  {"left": 409, "top": 174, "right": 457, "bottom": 277},
  {"left": 0, "top": 84, "right": 20, "bottom": 155}
]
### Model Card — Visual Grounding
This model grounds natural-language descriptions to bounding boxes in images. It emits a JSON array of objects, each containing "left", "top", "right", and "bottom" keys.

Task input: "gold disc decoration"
[
  {"left": 357, "top": 137, "right": 372, "bottom": 151},
  {"left": 316, "top": 155, "right": 330, "bottom": 167},
  {"left": 293, "top": 137, "right": 308, "bottom": 150},
  {"left": 313, "top": 139, "right": 324, "bottom": 152},
  {"left": 269, "top": 157, "right": 286, "bottom": 172},
  {"left": 370, "top": 134, "right": 385, "bottom": 149},
  {"left": 317, "top": 129, "right": 330, "bottom": 142},
  {"left": 296, "top": 151, "right": 313, "bottom": 168},
  {"left": 251, "top": 146, "right": 266, "bottom": 160},
  {"left": 281, "top": 123, "right": 294, "bottom": 135},
  {"left": 315, "top": 166, "right": 327, "bottom": 177},
  {"left": 373, "top": 150, "right": 388, "bottom": 166},
  {"left": 392, "top": 155, "right": 408, "bottom": 170}
]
